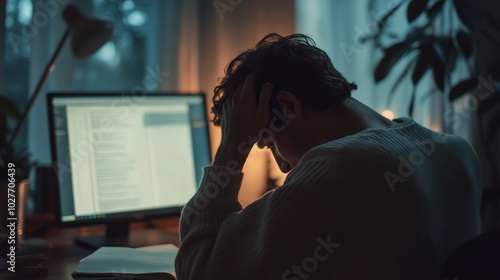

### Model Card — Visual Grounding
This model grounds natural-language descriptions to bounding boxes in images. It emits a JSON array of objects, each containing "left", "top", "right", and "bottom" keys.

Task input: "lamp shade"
[{"left": 62, "top": 5, "right": 114, "bottom": 59}]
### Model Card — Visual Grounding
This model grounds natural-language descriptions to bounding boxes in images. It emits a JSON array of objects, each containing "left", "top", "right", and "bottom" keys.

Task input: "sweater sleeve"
[
  {"left": 174, "top": 165, "right": 244, "bottom": 280},
  {"left": 174, "top": 157, "right": 335, "bottom": 280}
]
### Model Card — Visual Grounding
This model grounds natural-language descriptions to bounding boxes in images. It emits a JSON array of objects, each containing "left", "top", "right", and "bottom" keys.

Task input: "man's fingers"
[
  {"left": 235, "top": 74, "right": 254, "bottom": 103},
  {"left": 242, "top": 73, "right": 254, "bottom": 95},
  {"left": 257, "top": 82, "right": 273, "bottom": 118},
  {"left": 229, "top": 82, "right": 244, "bottom": 106}
]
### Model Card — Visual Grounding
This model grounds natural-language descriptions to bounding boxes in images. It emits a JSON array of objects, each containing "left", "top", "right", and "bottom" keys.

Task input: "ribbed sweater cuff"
[{"left": 179, "top": 166, "right": 244, "bottom": 238}]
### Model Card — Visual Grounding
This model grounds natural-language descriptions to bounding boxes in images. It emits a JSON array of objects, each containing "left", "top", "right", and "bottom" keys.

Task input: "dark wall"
[
  {"left": 0, "top": 1, "right": 5, "bottom": 92},
  {"left": 475, "top": 0, "right": 500, "bottom": 231}
]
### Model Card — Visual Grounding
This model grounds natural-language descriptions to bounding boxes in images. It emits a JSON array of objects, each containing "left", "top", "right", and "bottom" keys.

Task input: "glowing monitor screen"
[{"left": 47, "top": 93, "right": 210, "bottom": 228}]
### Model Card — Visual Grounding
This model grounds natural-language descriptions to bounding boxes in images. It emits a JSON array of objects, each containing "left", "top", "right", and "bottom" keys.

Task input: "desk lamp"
[{"left": 8, "top": 4, "right": 114, "bottom": 146}]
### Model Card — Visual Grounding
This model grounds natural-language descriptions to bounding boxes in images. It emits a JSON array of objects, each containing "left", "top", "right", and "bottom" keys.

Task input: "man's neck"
[
  {"left": 287, "top": 98, "right": 394, "bottom": 166},
  {"left": 307, "top": 98, "right": 394, "bottom": 147}
]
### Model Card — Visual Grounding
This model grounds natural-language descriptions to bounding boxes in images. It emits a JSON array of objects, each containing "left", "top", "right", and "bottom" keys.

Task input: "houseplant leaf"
[
  {"left": 387, "top": 59, "right": 417, "bottom": 108},
  {"left": 427, "top": 0, "right": 446, "bottom": 20},
  {"left": 378, "top": 1, "right": 405, "bottom": 29},
  {"left": 432, "top": 38, "right": 450, "bottom": 64},
  {"left": 407, "top": 0, "right": 429, "bottom": 23},
  {"left": 406, "top": 26, "right": 428, "bottom": 42},
  {"left": 430, "top": 44, "right": 446, "bottom": 92},
  {"left": 374, "top": 26, "right": 427, "bottom": 83},
  {"left": 443, "top": 38, "right": 458, "bottom": 83},
  {"left": 412, "top": 45, "right": 431, "bottom": 85},
  {"left": 359, "top": 1, "right": 404, "bottom": 43},
  {"left": 408, "top": 87, "right": 417, "bottom": 117},
  {"left": 429, "top": 38, "right": 455, "bottom": 93},
  {"left": 449, "top": 78, "right": 479, "bottom": 101},
  {"left": 374, "top": 42, "right": 410, "bottom": 82},
  {"left": 456, "top": 30, "right": 473, "bottom": 58}
]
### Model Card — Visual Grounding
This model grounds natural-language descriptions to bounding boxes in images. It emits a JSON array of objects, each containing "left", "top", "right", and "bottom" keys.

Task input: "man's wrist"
[{"left": 212, "top": 141, "right": 250, "bottom": 169}]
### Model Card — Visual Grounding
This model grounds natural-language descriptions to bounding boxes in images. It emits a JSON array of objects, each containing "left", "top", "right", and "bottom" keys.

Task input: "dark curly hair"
[{"left": 211, "top": 33, "right": 357, "bottom": 126}]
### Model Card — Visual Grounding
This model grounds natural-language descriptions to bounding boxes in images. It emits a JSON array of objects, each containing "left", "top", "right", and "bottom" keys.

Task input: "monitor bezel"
[{"left": 47, "top": 92, "right": 211, "bottom": 228}]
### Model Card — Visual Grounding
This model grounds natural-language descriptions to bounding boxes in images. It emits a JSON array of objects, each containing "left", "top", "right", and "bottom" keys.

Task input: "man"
[{"left": 175, "top": 33, "right": 482, "bottom": 280}]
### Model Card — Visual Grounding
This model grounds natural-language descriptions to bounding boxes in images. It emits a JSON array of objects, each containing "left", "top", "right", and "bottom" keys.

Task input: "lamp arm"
[{"left": 8, "top": 29, "right": 70, "bottom": 146}]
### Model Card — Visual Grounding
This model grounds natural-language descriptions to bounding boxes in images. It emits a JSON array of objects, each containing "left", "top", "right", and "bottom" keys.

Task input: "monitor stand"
[{"left": 74, "top": 220, "right": 178, "bottom": 250}]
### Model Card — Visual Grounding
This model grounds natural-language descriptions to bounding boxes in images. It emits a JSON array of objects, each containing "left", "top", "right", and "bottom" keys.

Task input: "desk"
[{"left": 6, "top": 215, "right": 180, "bottom": 280}]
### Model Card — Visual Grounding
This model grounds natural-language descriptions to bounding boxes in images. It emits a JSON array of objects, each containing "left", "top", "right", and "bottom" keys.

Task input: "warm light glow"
[
  {"left": 429, "top": 125, "right": 442, "bottom": 132},
  {"left": 381, "top": 109, "right": 395, "bottom": 120}
]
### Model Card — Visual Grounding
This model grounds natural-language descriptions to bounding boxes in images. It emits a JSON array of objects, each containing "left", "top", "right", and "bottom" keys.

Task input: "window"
[{"left": 3, "top": 0, "right": 164, "bottom": 212}]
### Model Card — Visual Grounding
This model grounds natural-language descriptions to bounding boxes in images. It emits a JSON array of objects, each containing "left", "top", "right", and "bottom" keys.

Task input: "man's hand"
[{"left": 213, "top": 74, "right": 273, "bottom": 168}]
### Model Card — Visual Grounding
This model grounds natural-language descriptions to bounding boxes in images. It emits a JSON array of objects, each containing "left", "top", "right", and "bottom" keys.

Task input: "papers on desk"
[{"left": 72, "top": 244, "right": 178, "bottom": 280}]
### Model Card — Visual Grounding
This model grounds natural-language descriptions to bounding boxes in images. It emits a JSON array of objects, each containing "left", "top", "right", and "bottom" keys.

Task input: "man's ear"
[{"left": 276, "top": 90, "right": 303, "bottom": 119}]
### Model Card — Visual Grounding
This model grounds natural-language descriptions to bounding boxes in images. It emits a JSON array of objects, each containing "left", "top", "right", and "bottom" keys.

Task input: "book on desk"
[{"left": 72, "top": 244, "right": 177, "bottom": 280}]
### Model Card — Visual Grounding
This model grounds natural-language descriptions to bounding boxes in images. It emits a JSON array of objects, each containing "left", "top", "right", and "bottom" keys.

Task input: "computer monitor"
[{"left": 47, "top": 93, "right": 211, "bottom": 249}]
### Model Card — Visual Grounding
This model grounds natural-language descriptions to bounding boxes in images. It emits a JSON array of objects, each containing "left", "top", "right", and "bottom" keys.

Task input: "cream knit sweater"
[{"left": 175, "top": 118, "right": 482, "bottom": 280}]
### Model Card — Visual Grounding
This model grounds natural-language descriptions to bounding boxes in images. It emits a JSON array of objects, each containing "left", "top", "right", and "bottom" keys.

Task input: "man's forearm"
[
  {"left": 212, "top": 141, "right": 250, "bottom": 169},
  {"left": 176, "top": 165, "right": 244, "bottom": 280}
]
